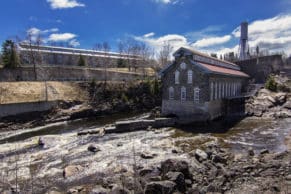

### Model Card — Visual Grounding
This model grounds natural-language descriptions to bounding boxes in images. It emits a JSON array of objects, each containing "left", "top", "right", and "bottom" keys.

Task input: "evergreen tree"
[
  {"left": 78, "top": 55, "right": 86, "bottom": 66},
  {"left": 1, "top": 40, "right": 19, "bottom": 68}
]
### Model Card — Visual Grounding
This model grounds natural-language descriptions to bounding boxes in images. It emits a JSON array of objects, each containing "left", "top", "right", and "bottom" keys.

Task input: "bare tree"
[{"left": 158, "top": 42, "right": 173, "bottom": 69}]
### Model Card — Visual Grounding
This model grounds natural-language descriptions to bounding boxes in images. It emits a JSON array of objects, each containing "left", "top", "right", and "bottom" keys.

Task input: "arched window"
[
  {"left": 181, "top": 86, "right": 186, "bottom": 101},
  {"left": 169, "top": 87, "right": 174, "bottom": 100},
  {"left": 187, "top": 70, "right": 193, "bottom": 84},
  {"left": 194, "top": 87, "right": 200, "bottom": 103},
  {"left": 175, "top": 70, "right": 180, "bottom": 84}
]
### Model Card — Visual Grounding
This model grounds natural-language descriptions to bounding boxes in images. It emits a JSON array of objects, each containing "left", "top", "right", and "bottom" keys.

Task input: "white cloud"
[
  {"left": 232, "top": 14, "right": 291, "bottom": 54},
  {"left": 192, "top": 35, "right": 232, "bottom": 48},
  {"left": 27, "top": 27, "right": 59, "bottom": 36},
  {"left": 153, "top": 0, "right": 182, "bottom": 4},
  {"left": 48, "top": 33, "right": 77, "bottom": 42},
  {"left": 47, "top": 0, "right": 85, "bottom": 9},
  {"left": 69, "top": 39, "right": 80, "bottom": 47},
  {"left": 143, "top": 32, "right": 155, "bottom": 38}
]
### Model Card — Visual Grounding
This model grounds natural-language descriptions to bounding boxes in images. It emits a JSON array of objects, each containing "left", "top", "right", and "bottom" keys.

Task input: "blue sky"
[{"left": 1, "top": 0, "right": 291, "bottom": 55}]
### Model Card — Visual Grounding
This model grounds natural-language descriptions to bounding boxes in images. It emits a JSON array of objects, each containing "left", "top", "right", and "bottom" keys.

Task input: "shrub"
[{"left": 265, "top": 76, "right": 277, "bottom": 92}]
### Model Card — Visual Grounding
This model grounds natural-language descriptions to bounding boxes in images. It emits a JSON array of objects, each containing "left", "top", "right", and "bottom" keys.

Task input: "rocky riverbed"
[{"left": 0, "top": 116, "right": 290, "bottom": 194}]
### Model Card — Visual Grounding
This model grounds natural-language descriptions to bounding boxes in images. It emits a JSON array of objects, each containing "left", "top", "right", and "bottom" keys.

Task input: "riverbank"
[
  {"left": 0, "top": 81, "right": 161, "bottom": 132},
  {"left": 0, "top": 117, "right": 290, "bottom": 193}
]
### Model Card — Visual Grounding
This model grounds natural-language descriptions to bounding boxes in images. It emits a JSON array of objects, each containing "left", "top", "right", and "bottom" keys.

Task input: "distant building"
[
  {"left": 160, "top": 47, "right": 249, "bottom": 122},
  {"left": 18, "top": 43, "right": 140, "bottom": 67},
  {"left": 236, "top": 54, "right": 284, "bottom": 83}
]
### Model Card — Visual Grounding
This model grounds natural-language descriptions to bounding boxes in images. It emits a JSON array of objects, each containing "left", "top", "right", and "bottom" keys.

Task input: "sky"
[{"left": 1, "top": 0, "right": 291, "bottom": 56}]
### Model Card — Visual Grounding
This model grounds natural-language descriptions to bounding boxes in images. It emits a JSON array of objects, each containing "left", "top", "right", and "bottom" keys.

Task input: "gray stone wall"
[
  {"left": 0, "top": 66, "right": 146, "bottom": 82},
  {"left": 0, "top": 101, "right": 57, "bottom": 118},
  {"left": 162, "top": 56, "right": 209, "bottom": 104}
]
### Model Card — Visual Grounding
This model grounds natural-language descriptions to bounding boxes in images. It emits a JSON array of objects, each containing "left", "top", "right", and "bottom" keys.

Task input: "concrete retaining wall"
[
  {"left": 0, "top": 66, "right": 147, "bottom": 82},
  {"left": 0, "top": 101, "right": 57, "bottom": 118}
]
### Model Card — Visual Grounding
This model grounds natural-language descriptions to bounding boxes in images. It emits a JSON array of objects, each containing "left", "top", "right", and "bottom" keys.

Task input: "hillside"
[{"left": 0, "top": 81, "right": 88, "bottom": 104}]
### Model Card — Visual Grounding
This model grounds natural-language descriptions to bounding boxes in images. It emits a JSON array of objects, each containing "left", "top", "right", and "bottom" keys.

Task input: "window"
[
  {"left": 194, "top": 87, "right": 200, "bottom": 103},
  {"left": 218, "top": 82, "right": 221, "bottom": 99},
  {"left": 187, "top": 70, "right": 193, "bottom": 84},
  {"left": 169, "top": 87, "right": 174, "bottom": 100},
  {"left": 180, "top": 62, "right": 186, "bottom": 69},
  {"left": 181, "top": 87, "right": 186, "bottom": 101},
  {"left": 221, "top": 82, "right": 225, "bottom": 98},
  {"left": 210, "top": 82, "right": 214, "bottom": 101},
  {"left": 215, "top": 82, "right": 218, "bottom": 100},
  {"left": 175, "top": 70, "right": 180, "bottom": 84}
]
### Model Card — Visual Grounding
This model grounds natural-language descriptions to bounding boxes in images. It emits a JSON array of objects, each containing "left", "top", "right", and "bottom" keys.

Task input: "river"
[{"left": 0, "top": 115, "right": 290, "bottom": 192}]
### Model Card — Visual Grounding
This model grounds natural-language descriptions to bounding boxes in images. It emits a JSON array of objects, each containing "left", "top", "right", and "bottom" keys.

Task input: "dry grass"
[{"left": 0, "top": 81, "right": 88, "bottom": 104}]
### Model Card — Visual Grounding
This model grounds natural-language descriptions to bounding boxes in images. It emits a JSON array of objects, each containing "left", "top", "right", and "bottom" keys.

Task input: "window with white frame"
[
  {"left": 169, "top": 87, "right": 174, "bottom": 100},
  {"left": 194, "top": 87, "right": 200, "bottom": 103},
  {"left": 175, "top": 70, "right": 180, "bottom": 84},
  {"left": 181, "top": 87, "right": 186, "bottom": 101},
  {"left": 187, "top": 70, "right": 193, "bottom": 84}
]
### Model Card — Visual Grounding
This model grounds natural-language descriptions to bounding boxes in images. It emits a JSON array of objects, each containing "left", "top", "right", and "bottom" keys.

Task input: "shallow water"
[{"left": 0, "top": 116, "right": 290, "bottom": 192}]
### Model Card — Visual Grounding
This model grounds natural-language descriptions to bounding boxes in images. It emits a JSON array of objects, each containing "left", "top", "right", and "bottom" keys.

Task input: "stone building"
[
  {"left": 160, "top": 47, "right": 249, "bottom": 122},
  {"left": 235, "top": 54, "right": 284, "bottom": 83}
]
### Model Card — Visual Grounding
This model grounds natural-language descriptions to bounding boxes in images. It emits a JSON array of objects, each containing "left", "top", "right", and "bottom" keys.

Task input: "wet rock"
[
  {"left": 275, "top": 93, "right": 286, "bottom": 105},
  {"left": 141, "top": 152, "right": 157, "bottom": 159},
  {"left": 67, "top": 186, "right": 85, "bottom": 194},
  {"left": 139, "top": 168, "right": 153, "bottom": 176},
  {"left": 63, "top": 165, "right": 84, "bottom": 178},
  {"left": 260, "top": 149, "right": 270, "bottom": 155},
  {"left": 144, "top": 181, "right": 176, "bottom": 194},
  {"left": 160, "top": 159, "right": 191, "bottom": 179},
  {"left": 194, "top": 149, "right": 208, "bottom": 162},
  {"left": 149, "top": 176, "right": 162, "bottom": 181},
  {"left": 165, "top": 171, "right": 186, "bottom": 193},
  {"left": 91, "top": 185, "right": 108, "bottom": 194},
  {"left": 46, "top": 188, "right": 62, "bottom": 194},
  {"left": 109, "top": 185, "right": 130, "bottom": 194},
  {"left": 38, "top": 137, "right": 45, "bottom": 147},
  {"left": 117, "top": 142, "right": 123, "bottom": 147},
  {"left": 187, "top": 187, "right": 200, "bottom": 194},
  {"left": 248, "top": 148, "right": 255, "bottom": 156},
  {"left": 211, "top": 154, "right": 227, "bottom": 164},
  {"left": 88, "top": 144, "right": 101, "bottom": 153}
]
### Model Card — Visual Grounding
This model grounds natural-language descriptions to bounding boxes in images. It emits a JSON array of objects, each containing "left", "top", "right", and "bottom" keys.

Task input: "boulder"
[
  {"left": 144, "top": 181, "right": 176, "bottom": 194},
  {"left": 67, "top": 186, "right": 85, "bottom": 194},
  {"left": 160, "top": 159, "right": 191, "bottom": 179},
  {"left": 248, "top": 147, "right": 255, "bottom": 157},
  {"left": 275, "top": 93, "right": 286, "bottom": 105},
  {"left": 141, "top": 152, "right": 157, "bottom": 159},
  {"left": 211, "top": 154, "right": 227, "bottom": 164},
  {"left": 91, "top": 186, "right": 108, "bottom": 194},
  {"left": 88, "top": 144, "right": 101, "bottom": 153},
  {"left": 63, "top": 165, "right": 84, "bottom": 178},
  {"left": 260, "top": 149, "right": 270, "bottom": 155},
  {"left": 109, "top": 185, "right": 130, "bottom": 194},
  {"left": 194, "top": 149, "right": 208, "bottom": 162},
  {"left": 165, "top": 172, "right": 186, "bottom": 193},
  {"left": 139, "top": 168, "right": 153, "bottom": 176}
]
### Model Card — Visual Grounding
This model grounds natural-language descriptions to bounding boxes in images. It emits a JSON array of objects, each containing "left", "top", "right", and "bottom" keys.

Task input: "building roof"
[
  {"left": 18, "top": 43, "right": 140, "bottom": 60},
  {"left": 174, "top": 47, "right": 240, "bottom": 70},
  {"left": 160, "top": 47, "right": 249, "bottom": 78},
  {"left": 198, "top": 62, "right": 249, "bottom": 78}
]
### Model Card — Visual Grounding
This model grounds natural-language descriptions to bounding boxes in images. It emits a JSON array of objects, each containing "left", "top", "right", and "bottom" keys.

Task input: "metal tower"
[{"left": 238, "top": 22, "right": 249, "bottom": 60}]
